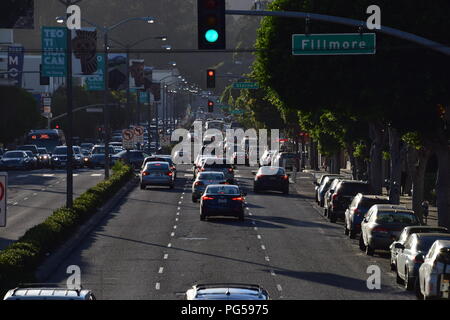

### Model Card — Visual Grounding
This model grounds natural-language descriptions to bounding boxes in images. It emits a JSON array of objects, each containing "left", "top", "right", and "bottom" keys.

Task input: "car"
[
  {"left": 390, "top": 226, "right": 448, "bottom": 271},
  {"left": 0, "top": 147, "right": 4, "bottom": 159},
  {"left": 344, "top": 194, "right": 391, "bottom": 239},
  {"left": 80, "top": 143, "right": 94, "bottom": 153},
  {"left": 326, "top": 180, "right": 371, "bottom": 223},
  {"left": 140, "top": 161, "right": 175, "bottom": 189},
  {"left": 17, "top": 145, "right": 41, "bottom": 167},
  {"left": 37, "top": 147, "right": 51, "bottom": 168},
  {"left": 142, "top": 155, "right": 176, "bottom": 177},
  {"left": 192, "top": 171, "right": 227, "bottom": 202},
  {"left": 417, "top": 240, "right": 450, "bottom": 300},
  {"left": 360, "top": 205, "right": 420, "bottom": 256},
  {"left": 200, "top": 184, "right": 246, "bottom": 221},
  {"left": 231, "top": 151, "right": 249, "bottom": 166},
  {"left": 395, "top": 233, "right": 450, "bottom": 291},
  {"left": 193, "top": 155, "right": 215, "bottom": 177},
  {"left": 23, "top": 151, "right": 39, "bottom": 169},
  {"left": 314, "top": 174, "right": 345, "bottom": 205},
  {"left": 254, "top": 166, "right": 289, "bottom": 194},
  {"left": 259, "top": 149, "right": 275, "bottom": 167},
  {"left": 51, "top": 146, "right": 83, "bottom": 169},
  {"left": 323, "top": 178, "right": 344, "bottom": 217},
  {"left": 3, "top": 285, "right": 96, "bottom": 300},
  {"left": 185, "top": 283, "right": 269, "bottom": 300},
  {"left": 0, "top": 150, "right": 33, "bottom": 170},
  {"left": 85, "top": 145, "right": 116, "bottom": 169},
  {"left": 272, "top": 152, "right": 301, "bottom": 171},
  {"left": 200, "top": 158, "right": 235, "bottom": 183},
  {"left": 113, "top": 150, "right": 150, "bottom": 170}
]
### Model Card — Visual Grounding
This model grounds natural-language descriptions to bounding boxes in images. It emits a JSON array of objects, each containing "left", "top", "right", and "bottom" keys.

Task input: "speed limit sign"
[{"left": 0, "top": 172, "right": 7, "bottom": 227}]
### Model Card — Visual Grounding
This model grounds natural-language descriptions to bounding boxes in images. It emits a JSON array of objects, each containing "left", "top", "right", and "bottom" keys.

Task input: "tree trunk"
[
  {"left": 310, "top": 138, "right": 319, "bottom": 170},
  {"left": 389, "top": 127, "right": 402, "bottom": 204},
  {"left": 434, "top": 142, "right": 450, "bottom": 229},
  {"left": 406, "top": 144, "right": 430, "bottom": 224},
  {"left": 369, "top": 123, "right": 384, "bottom": 194},
  {"left": 345, "top": 142, "right": 357, "bottom": 180}
]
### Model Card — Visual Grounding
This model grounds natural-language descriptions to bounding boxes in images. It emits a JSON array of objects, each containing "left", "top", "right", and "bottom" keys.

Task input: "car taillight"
[
  {"left": 142, "top": 171, "right": 149, "bottom": 176},
  {"left": 202, "top": 196, "right": 214, "bottom": 201},
  {"left": 332, "top": 193, "right": 339, "bottom": 201},
  {"left": 231, "top": 197, "right": 244, "bottom": 201},
  {"left": 256, "top": 174, "right": 264, "bottom": 179},
  {"left": 228, "top": 168, "right": 234, "bottom": 173},
  {"left": 373, "top": 227, "right": 389, "bottom": 234},
  {"left": 200, "top": 168, "right": 205, "bottom": 171},
  {"left": 166, "top": 171, "right": 173, "bottom": 176},
  {"left": 354, "top": 208, "right": 360, "bottom": 216},
  {"left": 283, "top": 175, "right": 289, "bottom": 180},
  {"left": 195, "top": 181, "right": 204, "bottom": 186}
]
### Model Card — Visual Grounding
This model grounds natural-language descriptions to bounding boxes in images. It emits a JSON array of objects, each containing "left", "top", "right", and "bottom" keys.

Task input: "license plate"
[
  {"left": 218, "top": 199, "right": 227, "bottom": 204},
  {"left": 151, "top": 173, "right": 162, "bottom": 176},
  {"left": 269, "top": 177, "right": 277, "bottom": 180}
]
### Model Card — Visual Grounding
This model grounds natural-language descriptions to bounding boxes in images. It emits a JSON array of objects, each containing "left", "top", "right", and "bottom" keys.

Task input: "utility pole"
[{"left": 103, "top": 32, "right": 110, "bottom": 179}]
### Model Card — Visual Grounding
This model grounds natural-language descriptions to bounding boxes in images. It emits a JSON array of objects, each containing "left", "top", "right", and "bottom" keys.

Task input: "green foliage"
[
  {"left": 0, "top": 163, "right": 134, "bottom": 295},
  {"left": 0, "top": 86, "right": 41, "bottom": 144}
]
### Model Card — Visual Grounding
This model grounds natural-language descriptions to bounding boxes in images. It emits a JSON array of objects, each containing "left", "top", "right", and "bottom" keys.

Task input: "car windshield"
[
  {"left": 92, "top": 147, "right": 115, "bottom": 154},
  {"left": 198, "top": 173, "right": 224, "bottom": 180},
  {"left": 418, "top": 236, "right": 450, "bottom": 252},
  {"left": 38, "top": 148, "right": 48, "bottom": 153},
  {"left": 206, "top": 186, "right": 240, "bottom": 195},
  {"left": 4, "top": 151, "right": 25, "bottom": 158},
  {"left": 204, "top": 162, "right": 232, "bottom": 169},
  {"left": 376, "top": 212, "right": 419, "bottom": 224},
  {"left": 259, "top": 167, "right": 285, "bottom": 175},
  {"left": 53, "top": 147, "right": 67, "bottom": 155}
]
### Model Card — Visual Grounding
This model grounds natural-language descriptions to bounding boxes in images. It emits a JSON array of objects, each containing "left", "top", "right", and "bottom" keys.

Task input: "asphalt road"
[
  {"left": 0, "top": 168, "right": 105, "bottom": 250},
  {"left": 46, "top": 165, "right": 415, "bottom": 300}
]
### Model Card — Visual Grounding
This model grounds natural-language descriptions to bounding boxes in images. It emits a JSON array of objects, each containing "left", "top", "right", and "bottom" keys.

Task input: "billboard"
[
  {"left": 0, "top": 0, "right": 34, "bottom": 29},
  {"left": 72, "top": 28, "right": 98, "bottom": 76},
  {"left": 108, "top": 53, "right": 127, "bottom": 91}
]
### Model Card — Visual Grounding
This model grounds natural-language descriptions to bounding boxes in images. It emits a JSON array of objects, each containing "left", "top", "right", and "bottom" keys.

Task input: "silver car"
[
  {"left": 3, "top": 286, "right": 96, "bottom": 300},
  {"left": 395, "top": 233, "right": 450, "bottom": 291},
  {"left": 360, "top": 205, "right": 420, "bottom": 256},
  {"left": 192, "top": 171, "right": 226, "bottom": 202},
  {"left": 140, "top": 161, "right": 175, "bottom": 190},
  {"left": 186, "top": 283, "right": 269, "bottom": 300}
]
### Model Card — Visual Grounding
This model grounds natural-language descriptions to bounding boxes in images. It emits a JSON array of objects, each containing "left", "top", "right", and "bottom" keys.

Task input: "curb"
[{"left": 35, "top": 176, "right": 138, "bottom": 282}]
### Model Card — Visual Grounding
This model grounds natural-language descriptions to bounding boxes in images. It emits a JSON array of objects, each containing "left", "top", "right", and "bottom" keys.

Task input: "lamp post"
[{"left": 58, "top": 15, "right": 156, "bottom": 179}]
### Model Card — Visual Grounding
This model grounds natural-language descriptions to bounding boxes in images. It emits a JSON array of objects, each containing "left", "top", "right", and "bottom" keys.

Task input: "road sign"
[
  {"left": 41, "top": 26, "right": 67, "bottom": 77},
  {"left": 0, "top": 172, "right": 7, "bottom": 227},
  {"left": 232, "top": 82, "right": 259, "bottom": 90},
  {"left": 122, "top": 129, "right": 134, "bottom": 149},
  {"left": 133, "top": 126, "right": 145, "bottom": 144},
  {"left": 292, "top": 33, "right": 376, "bottom": 55}
]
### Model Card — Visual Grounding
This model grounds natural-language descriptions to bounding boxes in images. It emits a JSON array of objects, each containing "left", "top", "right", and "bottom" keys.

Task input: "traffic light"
[
  {"left": 197, "top": 0, "right": 226, "bottom": 50},
  {"left": 208, "top": 100, "right": 214, "bottom": 113},
  {"left": 55, "top": 124, "right": 60, "bottom": 129},
  {"left": 206, "top": 69, "right": 216, "bottom": 88}
]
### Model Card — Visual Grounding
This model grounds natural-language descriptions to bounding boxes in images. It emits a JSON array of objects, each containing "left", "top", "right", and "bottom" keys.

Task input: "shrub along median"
[{"left": 0, "top": 161, "right": 134, "bottom": 295}]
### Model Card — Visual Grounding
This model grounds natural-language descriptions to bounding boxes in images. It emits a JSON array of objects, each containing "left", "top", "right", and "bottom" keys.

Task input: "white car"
[
  {"left": 259, "top": 150, "right": 275, "bottom": 166},
  {"left": 417, "top": 239, "right": 450, "bottom": 299}
]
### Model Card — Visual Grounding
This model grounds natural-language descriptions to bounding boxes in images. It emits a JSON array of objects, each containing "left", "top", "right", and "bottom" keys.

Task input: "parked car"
[
  {"left": 192, "top": 171, "right": 227, "bottom": 202},
  {"left": 272, "top": 152, "right": 301, "bottom": 171},
  {"left": 323, "top": 178, "right": 343, "bottom": 216},
  {"left": 395, "top": 233, "right": 450, "bottom": 290},
  {"left": 316, "top": 175, "right": 345, "bottom": 207},
  {"left": 254, "top": 166, "right": 289, "bottom": 194},
  {"left": 344, "top": 194, "right": 391, "bottom": 238},
  {"left": 200, "top": 158, "right": 235, "bottom": 183},
  {"left": 390, "top": 226, "right": 448, "bottom": 271},
  {"left": 360, "top": 205, "right": 420, "bottom": 256},
  {"left": 140, "top": 161, "right": 175, "bottom": 189},
  {"left": 0, "top": 150, "right": 33, "bottom": 170},
  {"left": 326, "top": 180, "right": 371, "bottom": 223},
  {"left": 3, "top": 286, "right": 96, "bottom": 300},
  {"left": 80, "top": 143, "right": 94, "bottom": 153},
  {"left": 186, "top": 283, "right": 269, "bottom": 300},
  {"left": 417, "top": 240, "right": 450, "bottom": 300},
  {"left": 200, "top": 184, "right": 246, "bottom": 221}
]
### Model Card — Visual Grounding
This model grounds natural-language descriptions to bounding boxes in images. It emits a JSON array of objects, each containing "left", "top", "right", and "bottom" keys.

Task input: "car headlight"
[{"left": 53, "top": 157, "right": 59, "bottom": 161}]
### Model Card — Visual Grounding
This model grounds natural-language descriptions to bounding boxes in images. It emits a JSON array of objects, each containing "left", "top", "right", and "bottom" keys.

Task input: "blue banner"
[{"left": 8, "top": 46, "right": 24, "bottom": 88}]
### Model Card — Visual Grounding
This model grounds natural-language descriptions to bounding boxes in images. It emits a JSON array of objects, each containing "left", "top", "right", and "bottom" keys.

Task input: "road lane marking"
[
  {"left": 158, "top": 267, "right": 164, "bottom": 274},
  {"left": 177, "top": 207, "right": 181, "bottom": 210},
  {"left": 265, "top": 256, "right": 270, "bottom": 262},
  {"left": 270, "top": 270, "right": 276, "bottom": 276},
  {"left": 277, "top": 284, "right": 282, "bottom": 292},
  {"left": 42, "top": 174, "right": 54, "bottom": 177},
  {"left": 178, "top": 201, "right": 182, "bottom": 205},
  {"left": 175, "top": 218, "right": 179, "bottom": 222},
  {"left": 13, "top": 202, "right": 18, "bottom": 206},
  {"left": 163, "top": 254, "right": 168, "bottom": 260},
  {"left": 176, "top": 212, "right": 180, "bottom": 216},
  {"left": 257, "top": 235, "right": 261, "bottom": 240},
  {"left": 16, "top": 175, "right": 28, "bottom": 178},
  {"left": 173, "top": 225, "right": 177, "bottom": 229},
  {"left": 167, "top": 243, "right": 172, "bottom": 248},
  {"left": 171, "top": 232, "right": 175, "bottom": 237},
  {"left": 33, "top": 193, "right": 37, "bottom": 196},
  {"left": 155, "top": 283, "right": 160, "bottom": 290},
  {"left": 261, "top": 245, "right": 266, "bottom": 250},
  {"left": 23, "top": 197, "right": 28, "bottom": 201}
]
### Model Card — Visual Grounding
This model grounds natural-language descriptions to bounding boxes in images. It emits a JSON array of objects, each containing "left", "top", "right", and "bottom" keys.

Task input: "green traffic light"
[{"left": 205, "top": 29, "right": 219, "bottom": 43}]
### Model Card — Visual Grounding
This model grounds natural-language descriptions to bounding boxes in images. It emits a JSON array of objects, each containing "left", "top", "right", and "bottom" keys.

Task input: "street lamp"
[{"left": 57, "top": 15, "right": 156, "bottom": 179}]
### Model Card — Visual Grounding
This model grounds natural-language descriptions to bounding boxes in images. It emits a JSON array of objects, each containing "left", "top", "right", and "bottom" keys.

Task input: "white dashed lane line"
[
  {"left": 163, "top": 254, "right": 168, "bottom": 260},
  {"left": 277, "top": 284, "right": 283, "bottom": 292},
  {"left": 158, "top": 267, "right": 164, "bottom": 274},
  {"left": 155, "top": 283, "right": 160, "bottom": 290}
]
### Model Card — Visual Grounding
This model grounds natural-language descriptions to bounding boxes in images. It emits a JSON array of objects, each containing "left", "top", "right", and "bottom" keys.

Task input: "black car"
[
  {"left": 86, "top": 145, "right": 116, "bottom": 168},
  {"left": 200, "top": 184, "right": 247, "bottom": 221},
  {"left": 0, "top": 151, "right": 33, "bottom": 170},
  {"left": 327, "top": 180, "right": 371, "bottom": 223},
  {"left": 254, "top": 166, "right": 289, "bottom": 194}
]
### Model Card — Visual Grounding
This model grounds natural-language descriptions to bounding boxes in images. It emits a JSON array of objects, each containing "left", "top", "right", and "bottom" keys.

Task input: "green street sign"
[
  {"left": 86, "top": 54, "right": 105, "bottom": 91},
  {"left": 42, "top": 27, "right": 67, "bottom": 77},
  {"left": 232, "top": 82, "right": 259, "bottom": 90},
  {"left": 292, "top": 33, "right": 376, "bottom": 55}
]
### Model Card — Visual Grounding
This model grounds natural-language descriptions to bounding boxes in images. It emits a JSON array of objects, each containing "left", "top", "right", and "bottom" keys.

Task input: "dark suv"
[
  {"left": 344, "top": 193, "right": 391, "bottom": 238},
  {"left": 327, "top": 180, "right": 371, "bottom": 223}
]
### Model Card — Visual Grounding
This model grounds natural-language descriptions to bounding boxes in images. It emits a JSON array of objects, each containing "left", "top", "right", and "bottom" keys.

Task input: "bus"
[{"left": 25, "top": 129, "right": 66, "bottom": 154}]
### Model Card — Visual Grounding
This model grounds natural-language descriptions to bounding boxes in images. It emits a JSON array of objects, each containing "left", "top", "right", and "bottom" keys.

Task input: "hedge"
[{"left": 0, "top": 161, "right": 134, "bottom": 295}]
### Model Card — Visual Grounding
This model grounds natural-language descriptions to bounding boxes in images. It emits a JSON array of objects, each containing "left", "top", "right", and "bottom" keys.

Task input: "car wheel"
[
  {"left": 282, "top": 187, "right": 289, "bottom": 195},
  {"left": 324, "top": 207, "right": 328, "bottom": 216},
  {"left": 359, "top": 234, "right": 366, "bottom": 251},
  {"left": 404, "top": 269, "right": 414, "bottom": 291},
  {"left": 365, "top": 244, "right": 374, "bottom": 256},
  {"left": 169, "top": 184, "right": 174, "bottom": 189},
  {"left": 238, "top": 213, "right": 244, "bottom": 221},
  {"left": 319, "top": 199, "right": 324, "bottom": 207}
]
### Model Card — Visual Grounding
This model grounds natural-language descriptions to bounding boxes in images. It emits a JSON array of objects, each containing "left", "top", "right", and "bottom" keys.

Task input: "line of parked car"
[{"left": 314, "top": 174, "right": 450, "bottom": 300}]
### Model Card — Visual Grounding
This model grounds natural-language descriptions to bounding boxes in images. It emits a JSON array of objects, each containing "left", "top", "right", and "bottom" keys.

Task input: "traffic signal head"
[
  {"left": 198, "top": 0, "right": 226, "bottom": 50},
  {"left": 55, "top": 124, "right": 60, "bottom": 129},
  {"left": 206, "top": 69, "right": 216, "bottom": 88},
  {"left": 208, "top": 100, "right": 214, "bottom": 112}
]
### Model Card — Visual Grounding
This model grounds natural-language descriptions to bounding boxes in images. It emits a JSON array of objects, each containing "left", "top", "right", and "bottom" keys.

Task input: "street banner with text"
[{"left": 42, "top": 26, "right": 67, "bottom": 77}]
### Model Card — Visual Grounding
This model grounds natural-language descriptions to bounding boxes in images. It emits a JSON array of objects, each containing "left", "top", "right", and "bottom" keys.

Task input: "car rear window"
[
  {"left": 206, "top": 186, "right": 240, "bottom": 195},
  {"left": 204, "top": 163, "right": 232, "bottom": 169},
  {"left": 376, "top": 212, "right": 419, "bottom": 224},
  {"left": 259, "top": 167, "right": 285, "bottom": 175},
  {"left": 436, "top": 250, "right": 450, "bottom": 264},
  {"left": 360, "top": 198, "right": 391, "bottom": 210},
  {"left": 145, "top": 163, "right": 169, "bottom": 170},
  {"left": 199, "top": 173, "right": 224, "bottom": 180},
  {"left": 418, "top": 236, "right": 450, "bottom": 252},
  {"left": 339, "top": 183, "right": 370, "bottom": 195},
  {"left": 4, "top": 151, "right": 25, "bottom": 158}
]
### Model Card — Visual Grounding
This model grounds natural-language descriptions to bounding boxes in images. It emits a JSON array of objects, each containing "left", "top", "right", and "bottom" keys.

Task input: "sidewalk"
[{"left": 302, "top": 168, "right": 439, "bottom": 227}]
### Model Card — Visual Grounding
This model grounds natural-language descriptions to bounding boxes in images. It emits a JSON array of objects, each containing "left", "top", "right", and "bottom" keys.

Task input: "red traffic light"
[
  {"left": 55, "top": 125, "right": 60, "bottom": 129},
  {"left": 208, "top": 70, "right": 215, "bottom": 77},
  {"left": 208, "top": 100, "right": 214, "bottom": 107}
]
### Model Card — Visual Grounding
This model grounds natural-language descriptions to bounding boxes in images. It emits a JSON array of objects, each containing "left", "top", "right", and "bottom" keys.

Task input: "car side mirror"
[{"left": 394, "top": 243, "right": 405, "bottom": 250}]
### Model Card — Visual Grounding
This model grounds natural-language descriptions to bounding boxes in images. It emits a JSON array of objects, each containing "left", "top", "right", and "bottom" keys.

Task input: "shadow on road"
[{"left": 250, "top": 215, "right": 340, "bottom": 230}]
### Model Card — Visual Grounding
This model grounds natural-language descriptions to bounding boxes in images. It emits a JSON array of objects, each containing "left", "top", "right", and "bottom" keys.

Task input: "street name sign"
[
  {"left": 232, "top": 82, "right": 259, "bottom": 90},
  {"left": 42, "top": 27, "right": 67, "bottom": 77},
  {"left": 292, "top": 33, "right": 376, "bottom": 55},
  {"left": 0, "top": 172, "right": 7, "bottom": 227}
]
